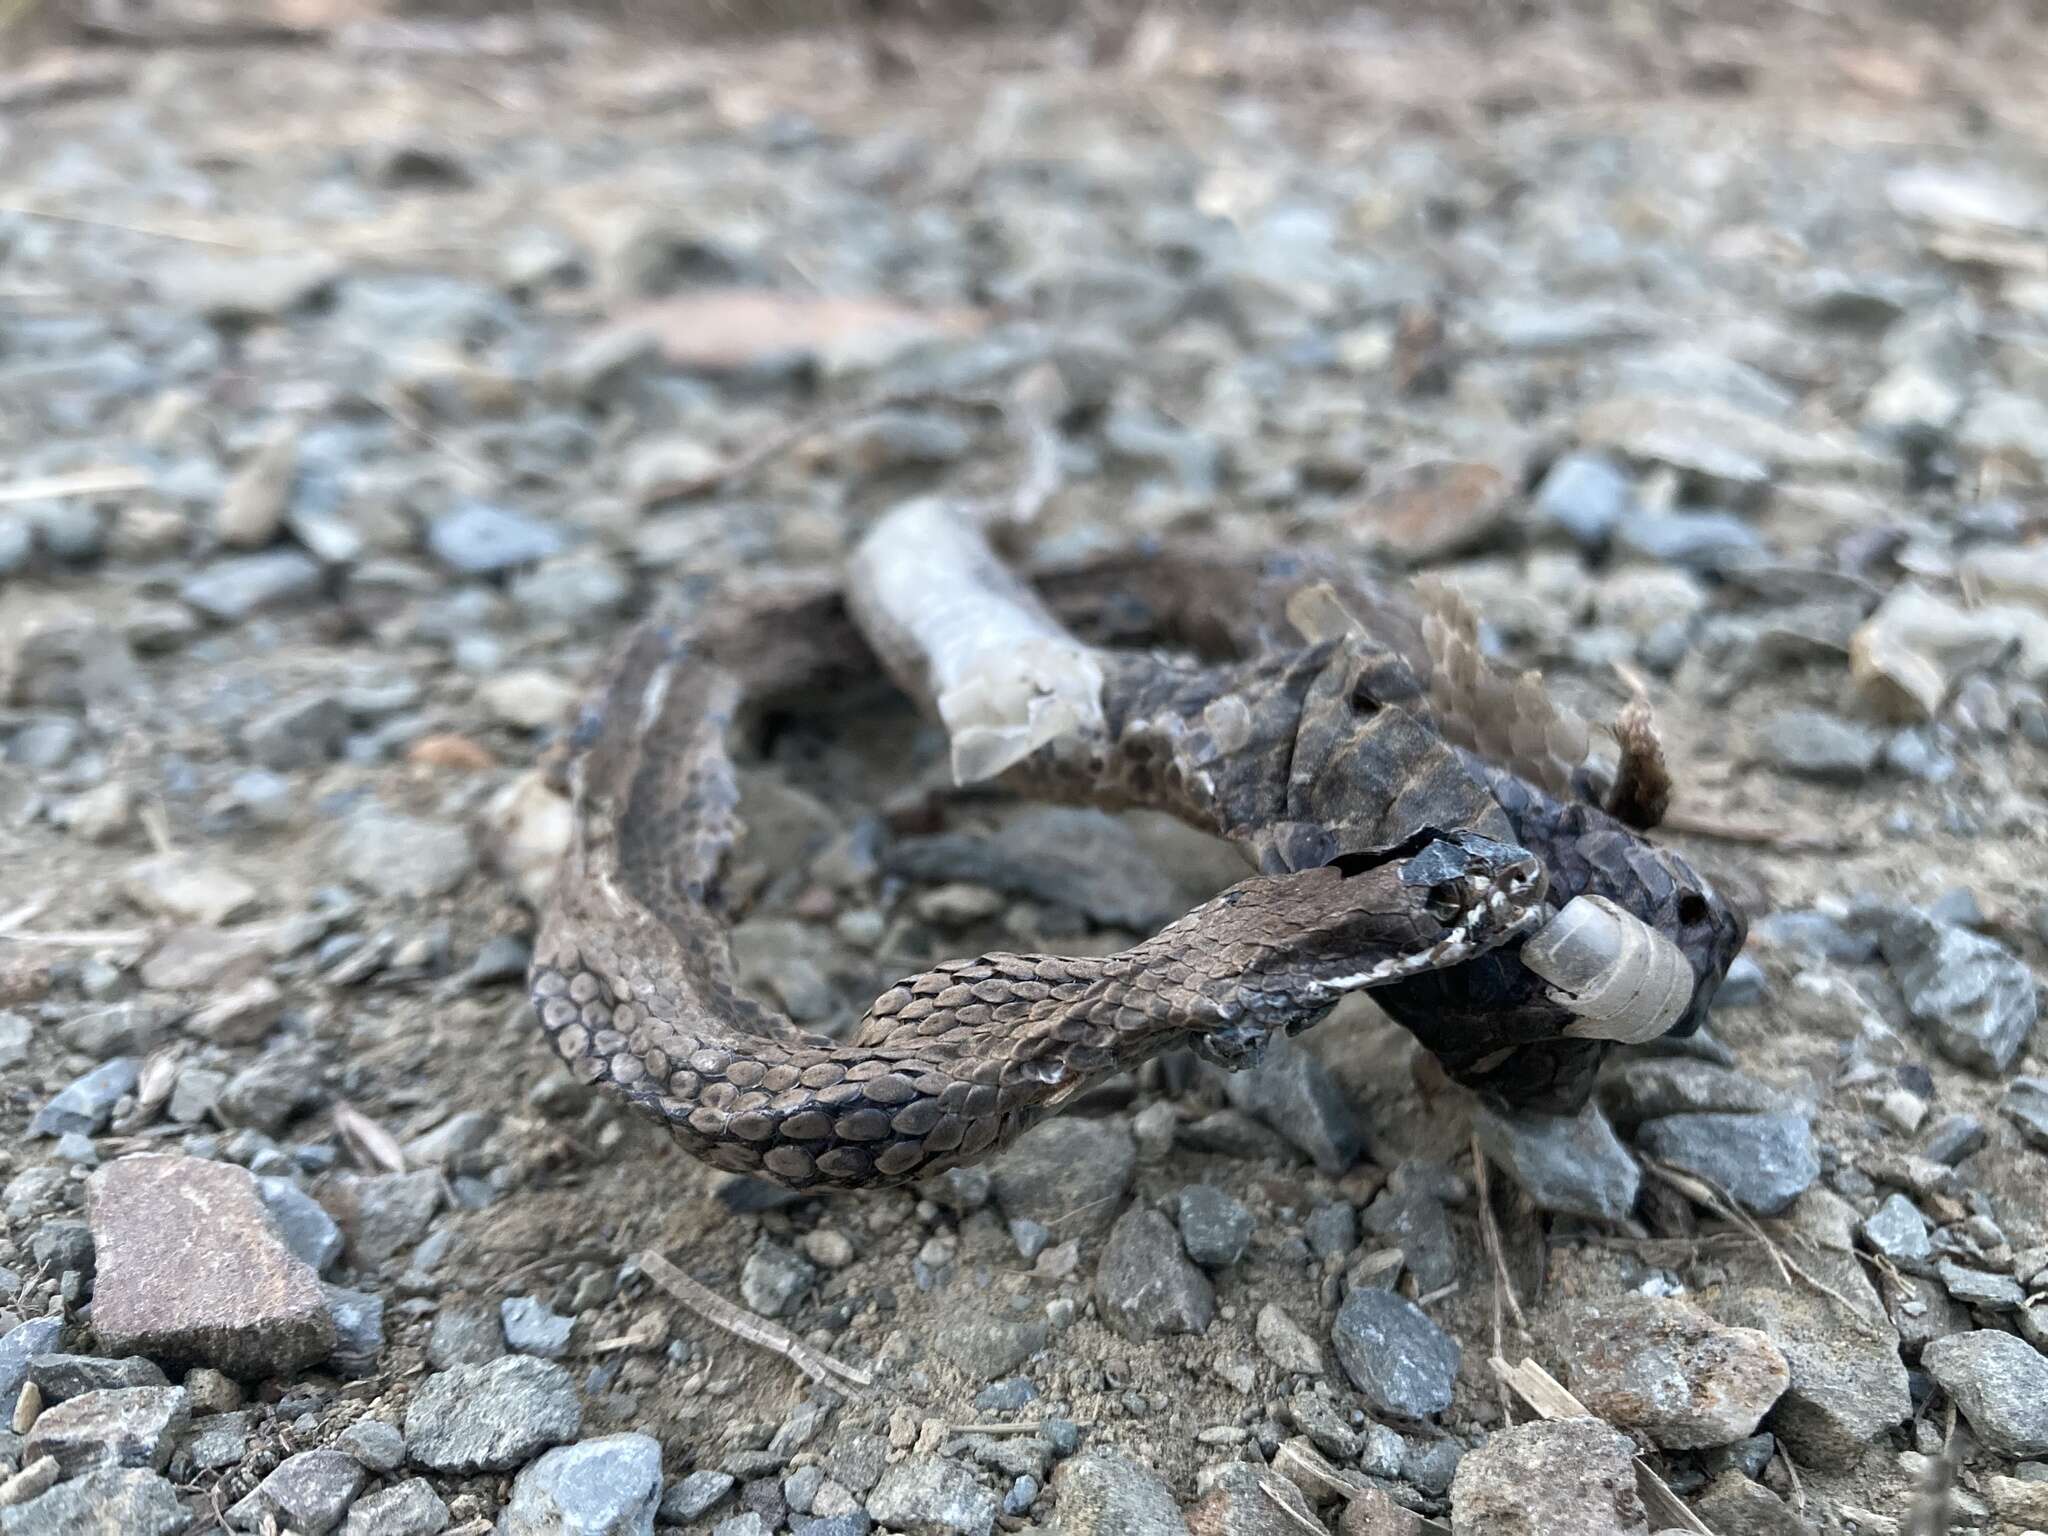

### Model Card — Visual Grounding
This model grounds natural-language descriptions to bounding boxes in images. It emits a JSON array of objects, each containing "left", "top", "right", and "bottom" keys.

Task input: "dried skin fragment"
[{"left": 847, "top": 498, "right": 1108, "bottom": 784}]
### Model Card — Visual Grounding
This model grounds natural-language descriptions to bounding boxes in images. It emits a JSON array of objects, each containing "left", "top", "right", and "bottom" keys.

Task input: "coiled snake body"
[{"left": 530, "top": 538, "right": 1746, "bottom": 1191}]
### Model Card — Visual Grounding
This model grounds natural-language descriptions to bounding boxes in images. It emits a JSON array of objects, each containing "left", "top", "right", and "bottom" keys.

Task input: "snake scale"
[{"left": 530, "top": 539, "right": 1746, "bottom": 1191}]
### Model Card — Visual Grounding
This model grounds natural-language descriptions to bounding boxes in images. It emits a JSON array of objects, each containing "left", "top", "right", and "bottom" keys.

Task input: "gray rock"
[
  {"left": 711, "top": 1517, "right": 772, "bottom": 1536},
  {"left": 1220, "top": 1032, "right": 1366, "bottom": 1175},
  {"left": 1604, "top": 1060, "right": 1792, "bottom": 1127},
  {"left": 1565, "top": 1295, "right": 1790, "bottom": 1450},
  {"left": 932, "top": 1315, "right": 1048, "bottom": 1383},
  {"left": 257, "top": 1177, "right": 344, "bottom": 1274},
  {"left": 326, "top": 1169, "right": 444, "bottom": 1267},
  {"left": 1636, "top": 1112, "right": 1819, "bottom": 1215},
  {"left": 1095, "top": 1207, "right": 1215, "bottom": 1340},
  {"left": 325, "top": 1284, "right": 385, "bottom": 1378},
  {"left": 502, "top": 1434, "right": 662, "bottom": 1536},
  {"left": 1303, "top": 1201, "right": 1357, "bottom": 1260},
  {"left": 1185, "top": 1460, "right": 1317, "bottom": 1536},
  {"left": 0, "top": 1467, "right": 187, "bottom": 1536},
  {"left": 226, "top": 1447, "right": 365, "bottom": 1535},
  {"left": 22, "top": 1386, "right": 188, "bottom": 1476},
  {"left": 180, "top": 551, "right": 323, "bottom": 622},
  {"left": 1922, "top": 1112, "right": 1987, "bottom": 1165},
  {"left": 740, "top": 1243, "right": 816, "bottom": 1318},
  {"left": 1937, "top": 1260, "right": 2025, "bottom": 1310},
  {"left": 1331, "top": 1288, "right": 1459, "bottom": 1419},
  {"left": 1692, "top": 1472, "right": 1806, "bottom": 1536},
  {"left": 1473, "top": 1102, "right": 1640, "bottom": 1222},
  {"left": 0, "top": 1318, "right": 65, "bottom": 1406},
  {"left": 402, "top": 1356, "right": 581, "bottom": 1473},
  {"left": 25, "top": 1355, "right": 167, "bottom": 1401},
  {"left": 0, "top": 1012, "right": 30, "bottom": 1072},
  {"left": 1362, "top": 1188, "right": 1457, "bottom": 1291},
  {"left": 1176, "top": 1186, "right": 1253, "bottom": 1268},
  {"left": 337, "top": 1419, "right": 405, "bottom": 1473},
  {"left": 242, "top": 695, "right": 347, "bottom": 772},
  {"left": 426, "top": 501, "right": 565, "bottom": 575},
  {"left": 989, "top": 1117, "right": 1135, "bottom": 1239},
  {"left": 1533, "top": 452, "right": 1633, "bottom": 547},
  {"left": 1861, "top": 1194, "right": 1934, "bottom": 1273},
  {"left": 1618, "top": 510, "right": 1767, "bottom": 573},
  {"left": 89, "top": 1156, "right": 334, "bottom": 1378},
  {"left": 501, "top": 1295, "right": 573, "bottom": 1358},
  {"left": 335, "top": 811, "right": 476, "bottom": 901},
  {"left": 2003, "top": 1077, "right": 2048, "bottom": 1150},
  {"left": 1284, "top": 1390, "right": 1360, "bottom": 1458},
  {"left": 1757, "top": 710, "right": 1885, "bottom": 780},
  {"left": 338, "top": 1478, "right": 448, "bottom": 1536},
  {"left": 1879, "top": 912, "right": 2039, "bottom": 1074},
  {"left": 426, "top": 1303, "right": 504, "bottom": 1369},
  {"left": 660, "top": 1470, "right": 736, "bottom": 1523},
  {"left": 29, "top": 1058, "right": 138, "bottom": 1138},
  {"left": 1049, "top": 1450, "right": 1189, "bottom": 1536},
  {"left": 1921, "top": 1331, "right": 2048, "bottom": 1455},
  {"left": 1449, "top": 1417, "right": 1647, "bottom": 1536},
  {"left": 1253, "top": 1303, "right": 1323, "bottom": 1376},
  {"left": 865, "top": 1458, "right": 997, "bottom": 1536},
  {"left": 29, "top": 1220, "right": 92, "bottom": 1277},
  {"left": 1717, "top": 1194, "right": 1910, "bottom": 1469}
]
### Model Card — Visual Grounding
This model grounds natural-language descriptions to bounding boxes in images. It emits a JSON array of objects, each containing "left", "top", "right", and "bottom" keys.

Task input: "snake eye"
[{"left": 1677, "top": 892, "right": 1710, "bottom": 926}]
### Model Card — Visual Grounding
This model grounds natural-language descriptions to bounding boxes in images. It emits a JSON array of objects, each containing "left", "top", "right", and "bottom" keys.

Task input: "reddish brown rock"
[
  {"left": 1566, "top": 1295, "right": 1791, "bottom": 1449},
  {"left": 88, "top": 1155, "right": 335, "bottom": 1379}
]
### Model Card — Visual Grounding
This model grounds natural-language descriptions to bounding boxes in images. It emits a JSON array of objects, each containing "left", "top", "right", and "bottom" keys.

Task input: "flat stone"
[
  {"left": 89, "top": 1155, "right": 335, "bottom": 1378},
  {"left": 180, "top": 551, "right": 323, "bottom": 622},
  {"left": 29, "top": 1058, "right": 137, "bottom": 1138},
  {"left": 1878, "top": 912, "right": 2039, "bottom": 1075},
  {"left": 0, "top": 1467, "right": 187, "bottom": 1536},
  {"left": 1221, "top": 1032, "right": 1366, "bottom": 1175},
  {"left": 123, "top": 852, "right": 259, "bottom": 925},
  {"left": 932, "top": 1315, "right": 1048, "bottom": 1383},
  {"left": 1691, "top": 1472, "right": 1807, "bottom": 1536},
  {"left": 989, "top": 1117, "right": 1135, "bottom": 1239},
  {"left": 338, "top": 1477, "right": 449, "bottom": 1536},
  {"left": 2003, "top": 1077, "right": 2048, "bottom": 1149},
  {"left": 334, "top": 810, "right": 476, "bottom": 901},
  {"left": 1921, "top": 1330, "right": 2048, "bottom": 1455},
  {"left": 25, "top": 1354, "right": 167, "bottom": 1401},
  {"left": 1716, "top": 1194, "right": 1909, "bottom": 1470},
  {"left": 22, "top": 1386, "right": 188, "bottom": 1476},
  {"left": 1361, "top": 1189, "right": 1456, "bottom": 1292},
  {"left": 1603, "top": 1060, "right": 1790, "bottom": 1127},
  {"left": 402, "top": 1355, "right": 580, "bottom": 1473},
  {"left": 1331, "top": 1288, "right": 1459, "bottom": 1419},
  {"left": 226, "top": 1447, "right": 365, "bottom": 1535},
  {"left": 865, "top": 1458, "right": 997, "bottom": 1536},
  {"left": 501, "top": 1433, "right": 663, "bottom": 1536},
  {"left": 0, "top": 1318, "right": 64, "bottom": 1406},
  {"left": 885, "top": 806, "right": 1184, "bottom": 930},
  {"left": 1565, "top": 1296, "right": 1790, "bottom": 1449},
  {"left": 1049, "top": 1450, "right": 1189, "bottom": 1536},
  {"left": 1449, "top": 1417, "right": 1647, "bottom": 1536},
  {"left": 1095, "top": 1207, "right": 1215, "bottom": 1340},
  {"left": 257, "top": 1177, "right": 344, "bottom": 1274},
  {"left": 1937, "top": 1260, "right": 2025, "bottom": 1311},
  {"left": 661, "top": 1470, "right": 737, "bottom": 1523},
  {"left": 1254, "top": 1303, "right": 1324, "bottom": 1376},
  {"left": 1176, "top": 1185, "right": 1253, "bottom": 1268},
  {"left": 323, "top": 1169, "right": 443, "bottom": 1267},
  {"left": 1473, "top": 1103, "right": 1639, "bottom": 1221},
  {"left": 1757, "top": 710, "right": 1885, "bottom": 780},
  {"left": 156, "top": 250, "right": 341, "bottom": 322},
  {"left": 1186, "top": 1459, "right": 1321, "bottom": 1536},
  {"left": 325, "top": 1284, "right": 385, "bottom": 1378},
  {"left": 1533, "top": 452, "right": 1633, "bottom": 547},
  {"left": 739, "top": 1243, "right": 816, "bottom": 1319},
  {"left": 501, "top": 1295, "right": 574, "bottom": 1359},
  {"left": 1861, "top": 1193, "right": 1934, "bottom": 1273},
  {"left": 1636, "top": 1112, "right": 1819, "bottom": 1215},
  {"left": 426, "top": 501, "right": 566, "bottom": 575}
]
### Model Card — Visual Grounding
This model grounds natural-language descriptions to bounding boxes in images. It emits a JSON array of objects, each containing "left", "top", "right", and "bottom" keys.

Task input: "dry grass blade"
[
  {"left": 1253, "top": 1470, "right": 1333, "bottom": 1536},
  {"left": 1642, "top": 1161, "right": 1891, "bottom": 1341},
  {"left": 1490, "top": 1356, "right": 1713, "bottom": 1535},
  {"left": 1656, "top": 806, "right": 1849, "bottom": 852},
  {"left": 0, "top": 467, "right": 152, "bottom": 507},
  {"left": 943, "top": 1421, "right": 1045, "bottom": 1435},
  {"left": 639, "top": 1250, "right": 872, "bottom": 1391},
  {"left": 333, "top": 1102, "right": 409, "bottom": 1175}
]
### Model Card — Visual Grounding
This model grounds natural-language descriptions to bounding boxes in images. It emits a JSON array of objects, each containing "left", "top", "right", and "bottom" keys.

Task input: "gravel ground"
[{"left": 3, "top": 4, "right": 2048, "bottom": 1534}]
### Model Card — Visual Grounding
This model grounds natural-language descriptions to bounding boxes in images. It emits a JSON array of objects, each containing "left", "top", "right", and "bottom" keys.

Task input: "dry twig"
[{"left": 639, "top": 1250, "right": 872, "bottom": 1391}]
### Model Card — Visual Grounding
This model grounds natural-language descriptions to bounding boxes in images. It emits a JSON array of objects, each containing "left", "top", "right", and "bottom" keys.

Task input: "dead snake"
[{"left": 529, "top": 528, "right": 1746, "bottom": 1191}]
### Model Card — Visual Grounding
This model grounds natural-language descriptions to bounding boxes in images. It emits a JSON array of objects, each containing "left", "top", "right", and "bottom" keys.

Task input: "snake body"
[{"left": 530, "top": 546, "right": 1745, "bottom": 1190}]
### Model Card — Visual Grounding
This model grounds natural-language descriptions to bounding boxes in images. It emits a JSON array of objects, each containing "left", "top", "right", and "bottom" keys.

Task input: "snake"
[{"left": 528, "top": 521, "right": 1747, "bottom": 1191}]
